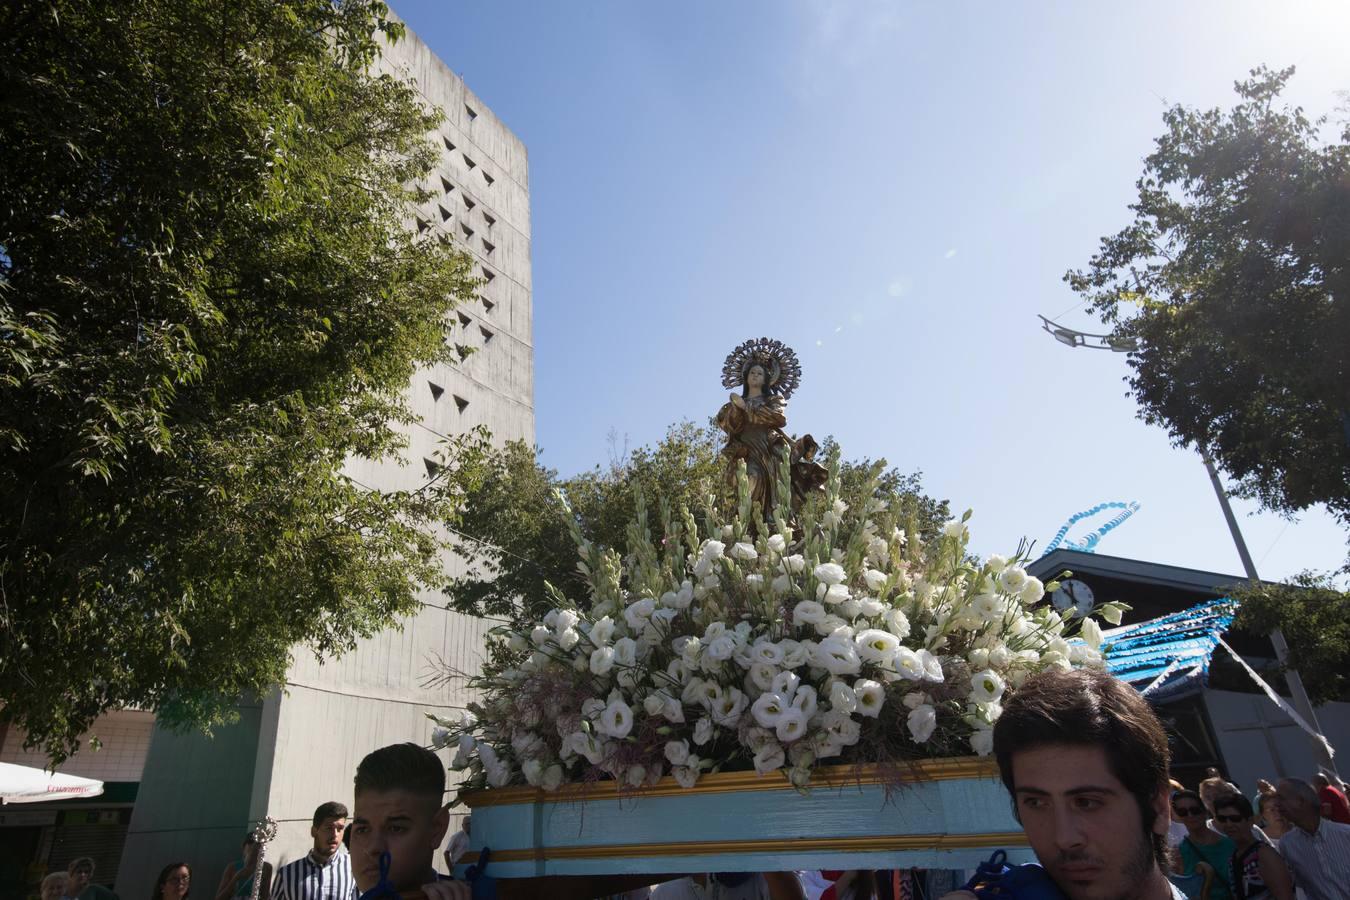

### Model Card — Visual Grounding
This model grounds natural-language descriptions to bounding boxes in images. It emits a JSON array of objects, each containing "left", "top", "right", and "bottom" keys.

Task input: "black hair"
[
  {"left": 312, "top": 801, "right": 349, "bottom": 826},
  {"left": 1213, "top": 792, "right": 1254, "bottom": 819},
  {"left": 354, "top": 742, "right": 445, "bottom": 807}
]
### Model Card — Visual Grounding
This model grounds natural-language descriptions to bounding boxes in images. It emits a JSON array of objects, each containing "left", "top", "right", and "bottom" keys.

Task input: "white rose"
[
  {"left": 751, "top": 691, "right": 788, "bottom": 727},
  {"left": 555, "top": 609, "right": 580, "bottom": 633},
  {"left": 858, "top": 596, "right": 885, "bottom": 617},
  {"left": 590, "top": 646, "right": 616, "bottom": 676},
  {"left": 1100, "top": 603, "right": 1124, "bottom": 626},
  {"left": 613, "top": 637, "right": 637, "bottom": 667},
  {"left": 701, "top": 539, "right": 725, "bottom": 559},
  {"left": 793, "top": 599, "right": 827, "bottom": 625},
  {"left": 767, "top": 533, "right": 787, "bottom": 554},
  {"left": 521, "top": 759, "right": 545, "bottom": 786},
  {"left": 970, "top": 669, "right": 1006, "bottom": 704},
  {"left": 623, "top": 597, "right": 656, "bottom": 632},
  {"left": 972, "top": 594, "right": 1003, "bottom": 622},
  {"left": 731, "top": 541, "right": 758, "bottom": 561},
  {"left": 774, "top": 707, "right": 808, "bottom": 742},
  {"left": 643, "top": 693, "right": 666, "bottom": 717},
  {"left": 706, "top": 634, "right": 737, "bottom": 662},
  {"left": 944, "top": 519, "right": 968, "bottom": 540},
  {"left": 753, "top": 742, "right": 786, "bottom": 775},
  {"left": 814, "top": 562, "right": 847, "bottom": 585},
  {"left": 557, "top": 628, "right": 580, "bottom": 651},
  {"left": 541, "top": 764, "right": 564, "bottom": 792},
  {"left": 693, "top": 716, "right": 714, "bottom": 745},
  {"left": 813, "top": 636, "right": 862, "bottom": 676},
  {"left": 985, "top": 553, "right": 1008, "bottom": 574},
  {"left": 854, "top": 628, "right": 901, "bottom": 663},
  {"left": 710, "top": 687, "right": 747, "bottom": 726},
  {"left": 1020, "top": 577, "right": 1045, "bottom": 605},
  {"left": 783, "top": 554, "right": 806, "bottom": 574},
  {"left": 885, "top": 609, "right": 911, "bottom": 639},
  {"left": 907, "top": 704, "right": 938, "bottom": 743},
  {"left": 820, "top": 583, "right": 851, "bottom": 605},
  {"left": 792, "top": 685, "right": 818, "bottom": 719},
  {"left": 665, "top": 739, "right": 691, "bottom": 766},
  {"left": 829, "top": 680, "right": 858, "bottom": 713},
  {"left": 748, "top": 662, "right": 777, "bottom": 692},
  {"left": 771, "top": 669, "right": 801, "bottom": 698},
  {"left": 853, "top": 678, "right": 886, "bottom": 718},
  {"left": 598, "top": 699, "right": 633, "bottom": 739},
  {"left": 781, "top": 639, "right": 810, "bottom": 668},
  {"left": 969, "top": 726, "right": 994, "bottom": 757},
  {"left": 589, "top": 616, "right": 616, "bottom": 646},
  {"left": 771, "top": 574, "right": 793, "bottom": 595},
  {"left": 751, "top": 639, "right": 784, "bottom": 666},
  {"left": 507, "top": 633, "right": 529, "bottom": 652},
  {"left": 1080, "top": 617, "right": 1103, "bottom": 650},
  {"left": 430, "top": 726, "right": 451, "bottom": 750},
  {"left": 530, "top": 625, "right": 551, "bottom": 647},
  {"left": 998, "top": 566, "right": 1028, "bottom": 594},
  {"left": 863, "top": 569, "right": 888, "bottom": 591},
  {"left": 917, "top": 648, "right": 944, "bottom": 683},
  {"left": 673, "top": 765, "right": 700, "bottom": 789}
]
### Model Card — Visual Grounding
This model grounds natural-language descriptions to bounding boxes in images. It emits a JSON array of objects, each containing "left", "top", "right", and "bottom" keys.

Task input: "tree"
[
  {"left": 0, "top": 0, "right": 477, "bottom": 760},
  {"left": 1232, "top": 574, "right": 1350, "bottom": 706},
  {"left": 436, "top": 422, "right": 950, "bottom": 622},
  {"left": 1065, "top": 66, "right": 1350, "bottom": 532}
]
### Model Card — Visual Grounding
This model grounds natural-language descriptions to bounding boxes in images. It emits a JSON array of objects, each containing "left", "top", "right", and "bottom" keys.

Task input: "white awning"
[{"left": 0, "top": 761, "right": 104, "bottom": 804}]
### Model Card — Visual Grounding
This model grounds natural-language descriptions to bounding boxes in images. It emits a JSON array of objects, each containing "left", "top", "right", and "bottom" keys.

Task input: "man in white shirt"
[
  {"left": 272, "top": 802, "right": 357, "bottom": 900},
  {"left": 1273, "top": 779, "right": 1350, "bottom": 900},
  {"left": 443, "top": 815, "right": 472, "bottom": 871}
]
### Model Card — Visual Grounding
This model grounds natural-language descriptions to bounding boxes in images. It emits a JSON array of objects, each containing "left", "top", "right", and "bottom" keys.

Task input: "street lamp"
[{"left": 1038, "top": 315, "right": 1335, "bottom": 774}]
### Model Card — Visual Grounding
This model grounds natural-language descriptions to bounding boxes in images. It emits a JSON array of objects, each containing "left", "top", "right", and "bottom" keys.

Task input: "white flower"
[
  {"left": 771, "top": 574, "right": 793, "bottom": 595},
  {"left": 857, "top": 596, "right": 885, "bottom": 617},
  {"left": 771, "top": 669, "right": 801, "bottom": 698},
  {"left": 613, "top": 637, "right": 637, "bottom": 667},
  {"left": 507, "top": 633, "right": 529, "bottom": 652},
  {"left": 819, "top": 583, "right": 851, "bottom": 605},
  {"left": 781, "top": 639, "right": 810, "bottom": 668},
  {"left": 944, "top": 519, "right": 968, "bottom": 540},
  {"left": 753, "top": 742, "right": 786, "bottom": 775},
  {"left": 917, "top": 648, "right": 945, "bottom": 683},
  {"left": 626, "top": 765, "right": 647, "bottom": 787},
  {"left": 731, "top": 541, "right": 758, "bottom": 561},
  {"left": 693, "top": 716, "right": 714, "bottom": 745},
  {"left": 710, "top": 687, "right": 747, "bottom": 726},
  {"left": 485, "top": 763, "right": 512, "bottom": 788},
  {"left": 793, "top": 600, "right": 827, "bottom": 625},
  {"left": 557, "top": 628, "right": 580, "bottom": 651},
  {"left": 1020, "top": 577, "right": 1045, "bottom": 605},
  {"left": 643, "top": 693, "right": 666, "bottom": 717},
  {"left": 452, "top": 734, "right": 476, "bottom": 769},
  {"left": 569, "top": 732, "right": 605, "bottom": 765},
  {"left": 998, "top": 566, "right": 1028, "bottom": 594},
  {"left": 902, "top": 691, "right": 927, "bottom": 710},
  {"left": 522, "top": 759, "right": 545, "bottom": 786},
  {"left": 782, "top": 554, "right": 806, "bottom": 574},
  {"left": 829, "top": 680, "right": 857, "bottom": 713},
  {"left": 1100, "top": 603, "right": 1124, "bottom": 626},
  {"left": 894, "top": 646, "right": 924, "bottom": 680},
  {"left": 812, "top": 635, "right": 862, "bottom": 675},
  {"left": 837, "top": 598, "right": 862, "bottom": 619},
  {"left": 907, "top": 704, "right": 937, "bottom": 743},
  {"left": 589, "top": 616, "right": 615, "bottom": 646},
  {"left": 968, "top": 647, "right": 991, "bottom": 671},
  {"left": 814, "top": 562, "right": 846, "bottom": 585},
  {"left": 863, "top": 569, "right": 888, "bottom": 591},
  {"left": 623, "top": 597, "right": 656, "bottom": 631},
  {"left": 701, "top": 539, "right": 726, "bottom": 560},
  {"left": 665, "top": 740, "right": 691, "bottom": 766},
  {"left": 854, "top": 678, "right": 886, "bottom": 717},
  {"left": 792, "top": 684, "right": 818, "bottom": 719},
  {"left": 748, "top": 662, "right": 777, "bottom": 692},
  {"left": 970, "top": 669, "right": 1006, "bottom": 704},
  {"left": 705, "top": 634, "right": 737, "bottom": 662},
  {"left": 751, "top": 691, "right": 788, "bottom": 727},
  {"left": 774, "top": 707, "right": 808, "bottom": 742},
  {"left": 541, "top": 764, "right": 564, "bottom": 792},
  {"left": 767, "top": 534, "right": 787, "bottom": 554},
  {"left": 530, "top": 625, "right": 551, "bottom": 647},
  {"left": 854, "top": 628, "right": 900, "bottom": 663},
  {"left": 431, "top": 726, "right": 451, "bottom": 750},
  {"left": 885, "top": 609, "right": 911, "bottom": 639},
  {"left": 985, "top": 553, "right": 1008, "bottom": 574},
  {"left": 972, "top": 593, "right": 1003, "bottom": 622},
  {"left": 750, "top": 639, "right": 784, "bottom": 666},
  {"left": 970, "top": 726, "right": 994, "bottom": 757},
  {"left": 590, "top": 646, "right": 616, "bottom": 676},
  {"left": 555, "top": 609, "right": 580, "bottom": 633},
  {"left": 598, "top": 699, "right": 633, "bottom": 739},
  {"left": 673, "top": 765, "right": 700, "bottom": 788},
  {"left": 1080, "top": 617, "right": 1103, "bottom": 650}
]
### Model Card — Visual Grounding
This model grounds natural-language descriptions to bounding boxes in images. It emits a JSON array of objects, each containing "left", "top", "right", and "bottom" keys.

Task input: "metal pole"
[{"left": 1200, "top": 451, "right": 1335, "bottom": 774}]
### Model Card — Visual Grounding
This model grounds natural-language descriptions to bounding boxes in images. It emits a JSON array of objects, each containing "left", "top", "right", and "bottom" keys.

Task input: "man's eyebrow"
[{"left": 1015, "top": 785, "right": 1120, "bottom": 796}]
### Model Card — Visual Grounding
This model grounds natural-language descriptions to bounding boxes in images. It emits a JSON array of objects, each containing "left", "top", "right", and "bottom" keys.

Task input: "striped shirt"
[
  {"left": 1276, "top": 818, "right": 1350, "bottom": 900},
  {"left": 271, "top": 847, "right": 357, "bottom": 900}
]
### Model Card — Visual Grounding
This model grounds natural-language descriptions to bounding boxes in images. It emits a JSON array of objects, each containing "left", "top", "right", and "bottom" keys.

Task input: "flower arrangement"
[{"left": 434, "top": 454, "right": 1124, "bottom": 797}]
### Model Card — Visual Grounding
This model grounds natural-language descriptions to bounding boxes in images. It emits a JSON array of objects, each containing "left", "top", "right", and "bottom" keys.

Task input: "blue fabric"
[{"left": 1100, "top": 599, "right": 1236, "bottom": 701}]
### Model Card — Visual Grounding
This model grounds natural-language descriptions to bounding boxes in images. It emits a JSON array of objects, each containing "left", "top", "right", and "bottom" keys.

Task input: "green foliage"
[
  {"left": 1232, "top": 574, "right": 1350, "bottom": 706},
  {"left": 435, "top": 422, "right": 950, "bottom": 624},
  {"left": 1065, "top": 66, "right": 1350, "bottom": 531},
  {"left": 0, "top": 0, "right": 477, "bottom": 760}
]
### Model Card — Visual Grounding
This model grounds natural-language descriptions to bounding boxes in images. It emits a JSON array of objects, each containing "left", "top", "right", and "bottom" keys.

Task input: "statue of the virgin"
[{"left": 715, "top": 338, "right": 827, "bottom": 523}]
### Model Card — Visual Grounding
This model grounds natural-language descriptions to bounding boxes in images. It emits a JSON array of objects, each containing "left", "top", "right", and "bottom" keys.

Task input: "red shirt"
[{"left": 1320, "top": 784, "right": 1350, "bottom": 824}]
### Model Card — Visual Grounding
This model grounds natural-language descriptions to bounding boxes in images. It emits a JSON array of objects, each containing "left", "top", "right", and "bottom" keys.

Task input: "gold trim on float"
[
  {"left": 472, "top": 830, "right": 1028, "bottom": 864},
  {"left": 462, "top": 756, "right": 1000, "bottom": 808}
]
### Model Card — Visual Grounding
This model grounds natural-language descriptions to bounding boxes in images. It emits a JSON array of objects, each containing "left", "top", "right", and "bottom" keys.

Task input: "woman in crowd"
[
  {"left": 1212, "top": 793, "right": 1293, "bottom": 900},
  {"left": 1173, "top": 789, "right": 1236, "bottom": 900},
  {"left": 41, "top": 872, "right": 67, "bottom": 900},
  {"left": 152, "top": 864, "right": 192, "bottom": 900}
]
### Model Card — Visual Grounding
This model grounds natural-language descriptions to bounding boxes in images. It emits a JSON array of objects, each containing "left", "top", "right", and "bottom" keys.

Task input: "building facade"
[{"left": 105, "top": 23, "right": 533, "bottom": 898}]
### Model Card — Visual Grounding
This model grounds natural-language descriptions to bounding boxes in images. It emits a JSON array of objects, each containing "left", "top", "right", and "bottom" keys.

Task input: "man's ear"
[
  {"left": 1150, "top": 785, "right": 1171, "bottom": 837},
  {"left": 430, "top": 804, "right": 451, "bottom": 847}
]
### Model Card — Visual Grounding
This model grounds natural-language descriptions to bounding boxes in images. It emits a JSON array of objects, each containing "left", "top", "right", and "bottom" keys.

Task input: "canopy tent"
[
  {"left": 1101, "top": 599, "right": 1335, "bottom": 760},
  {"left": 0, "top": 761, "right": 104, "bottom": 804}
]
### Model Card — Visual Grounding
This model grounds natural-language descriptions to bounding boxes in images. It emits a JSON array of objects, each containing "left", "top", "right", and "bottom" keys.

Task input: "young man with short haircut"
[
  {"left": 271, "top": 801, "right": 357, "bottom": 900},
  {"left": 986, "top": 668, "right": 1185, "bottom": 900},
  {"left": 1272, "top": 778, "right": 1350, "bottom": 900}
]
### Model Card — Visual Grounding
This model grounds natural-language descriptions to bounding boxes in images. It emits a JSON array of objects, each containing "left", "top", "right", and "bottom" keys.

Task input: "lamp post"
[{"left": 1039, "top": 316, "right": 1335, "bottom": 775}]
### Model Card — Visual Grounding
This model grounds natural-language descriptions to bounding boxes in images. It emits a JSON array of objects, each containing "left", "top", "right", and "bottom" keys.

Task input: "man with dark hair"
[
  {"left": 271, "top": 801, "right": 356, "bottom": 900},
  {"left": 1272, "top": 778, "right": 1350, "bottom": 900},
  {"left": 987, "top": 667, "right": 1182, "bottom": 900},
  {"left": 350, "top": 743, "right": 465, "bottom": 900},
  {"left": 64, "top": 858, "right": 118, "bottom": 900}
]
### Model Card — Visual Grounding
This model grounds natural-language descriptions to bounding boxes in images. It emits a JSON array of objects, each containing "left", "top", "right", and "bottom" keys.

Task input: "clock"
[{"left": 1053, "top": 579, "right": 1095, "bottom": 618}]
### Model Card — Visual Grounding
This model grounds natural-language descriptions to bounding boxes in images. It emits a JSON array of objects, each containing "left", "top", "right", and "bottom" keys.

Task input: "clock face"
[{"left": 1054, "top": 579, "right": 1095, "bottom": 617}]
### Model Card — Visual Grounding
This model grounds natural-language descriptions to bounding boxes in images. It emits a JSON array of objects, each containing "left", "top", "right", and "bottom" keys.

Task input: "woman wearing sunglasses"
[
  {"left": 1172, "top": 789, "right": 1236, "bottom": 900},
  {"left": 1211, "top": 793, "right": 1294, "bottom": 900}
]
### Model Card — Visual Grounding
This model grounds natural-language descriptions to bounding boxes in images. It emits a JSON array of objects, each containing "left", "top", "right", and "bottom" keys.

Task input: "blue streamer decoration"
[
  {"left": 1041, "top": 501, "right": 1141, "bottom": 556},
  {"left": 1101, "top": 599, "right": 1236, "bottom": 703}
]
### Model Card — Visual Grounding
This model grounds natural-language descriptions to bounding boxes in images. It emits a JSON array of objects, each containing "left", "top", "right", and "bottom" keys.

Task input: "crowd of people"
[{"left": 34, "top": 670, "right": 1350, "bottom": 900}]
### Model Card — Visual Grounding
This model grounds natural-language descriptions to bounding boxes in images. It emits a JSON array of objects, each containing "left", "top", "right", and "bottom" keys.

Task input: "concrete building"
[{"left": 93, "top": 22, "right": 530, "bottom": 899}]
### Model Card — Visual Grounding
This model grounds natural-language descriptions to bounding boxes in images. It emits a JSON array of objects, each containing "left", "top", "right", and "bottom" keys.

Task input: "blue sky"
[{"left": 394, "top": 0, "right": 1349, "bottom": 583}]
